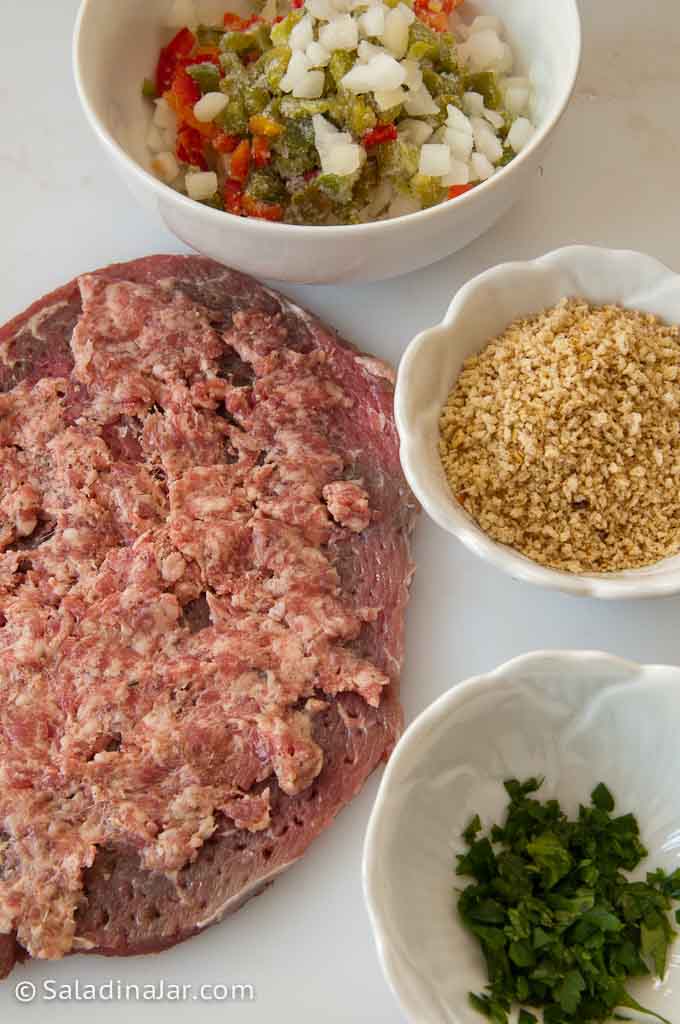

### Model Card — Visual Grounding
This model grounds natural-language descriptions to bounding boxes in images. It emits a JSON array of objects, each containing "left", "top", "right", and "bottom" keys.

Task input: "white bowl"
[
  {"left": 363, "top": 650, "right": 680, "bottom": 1024},
  {"left": 395, "top": 245, "right": 680, "bottom": 599},
  {"left": 72, "top": 0, "right": 581, "bottom": 284}
]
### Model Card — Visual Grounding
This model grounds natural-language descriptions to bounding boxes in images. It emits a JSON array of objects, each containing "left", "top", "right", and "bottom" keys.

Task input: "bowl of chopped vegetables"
[
  {"left": 363, "top": 649, "right": 680, "bottom": 1024},
  {"left": 73, "top": 0, "right": 580, "bottom": 283}
]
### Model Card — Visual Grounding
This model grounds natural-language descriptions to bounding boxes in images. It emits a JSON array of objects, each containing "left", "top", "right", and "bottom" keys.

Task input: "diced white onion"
[
  {"left": 483, "top": 107, "right": 505, "bottom": 130},
  {"left": 280, "top": 50, "right": 312, "bottom": 93},
  {"left": 419, "top": 143, "right": 451, "bottom": 177},
  {"left": 471, "top": 116, "right": 503, "bottom": 163},
  {"left": 403, "top": 84, "right": 438, "bottom": 116},
  {"left": 445, "top": 127, "right": 473, "bottom": 160},
  {"left": 147, "top": 124, "right": 164, "bottom": 153},
  {"left": 401, "top": 59, "right": 423, "bottom": 91},
  {"left": 293, "top": 68, "right": 326, "bottom": 98},
  {"left": 374, "top": 87, "right": 407, "bottom": 110},
  {"left": 446, "top": 104, "right": 473, "bottom": 135},
  {"left": 440, "top": 158, "right": 470, "bottom": 187},
  {"left": 398, "top": 118, "right": 434, "bottom": 146},
  {"left": 193, "top": 92, "right": 228, "bottom": 123},
  {"left": 340, "top": 62, "right": 375, "bottom": 92},
  {"left": 469, "top": 15, "right": 502, "bottom": 35},
  {"left": 323, "top": 141, "right": 365, "bottom": 175},
  {"left": 319, "top": 14, "right": 359, "bottom": 52},
  {"left": 507, "top": 116, "right": 535, "bottom": 152},
  {"left": 458, "top": 29, "right": 506, "bottom": 73},
  {"left": 151, "top": 151, "right": 180, "bottom": 184},
  {"left": 306, "top": 41, "right": 331, "bottom": 66},
  {"left": 504, "top": 83, "right": 530, "bottom": 116},
  {"left": 342, "top": 52, "right": 406, "bottom": 93},
  {"left": 290, "top": 14, "right": 314, "bottom": 51},
  {"left": 359, "top": 4, "right": 386, "bottom": 38},
  {"left": 381, "top": 7, "right": 410, "bottom": 59},
  {"left": 313, "top": 112, "right": 341, "bottom": 151},
  {"left": 357, "top": 40, "right": 385, "bottom": 63},
  {"left": 397, "top": 3, "right": 416, "bottom": 25},
  {"left": 470, "top": 151, "right": 495, "bottom": 181},
  {"left": 186, "top": 171, "right": 218, "bottom": 200},
  {"left": 307, "top": 0, "right": 335, "bottom": 19},
  {"left": 153, "top": 98, "right": 175, "bottom": 129},
  {"left": 312, "top": 114, "right": 366, "bottom": 176},
  {"left": 167, "top": 0, "right": 197, "bottom": 29},
  {"left": 462, "top": 91, "right": 485, "bottom": 116}
]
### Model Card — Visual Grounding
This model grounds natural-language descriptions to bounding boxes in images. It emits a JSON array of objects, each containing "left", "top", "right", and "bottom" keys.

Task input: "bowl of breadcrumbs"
[{"left": 395, "top": 246, "right": 680, "bottom": 598}]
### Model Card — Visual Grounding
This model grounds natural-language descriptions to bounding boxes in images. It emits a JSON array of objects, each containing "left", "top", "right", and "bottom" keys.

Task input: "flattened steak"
[{"left": 0, "top": 256, "right": 417, "bottom": 972}]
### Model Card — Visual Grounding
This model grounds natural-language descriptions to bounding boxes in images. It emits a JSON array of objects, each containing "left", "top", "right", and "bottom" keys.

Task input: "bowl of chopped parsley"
[{"left": 363, "top": 650, "right": 680, "bottom": 1024}]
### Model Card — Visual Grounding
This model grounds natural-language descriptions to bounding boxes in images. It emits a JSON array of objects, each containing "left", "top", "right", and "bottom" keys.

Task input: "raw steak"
[{"left": 0, "top": 256, "right": 417, "bottom": 972}]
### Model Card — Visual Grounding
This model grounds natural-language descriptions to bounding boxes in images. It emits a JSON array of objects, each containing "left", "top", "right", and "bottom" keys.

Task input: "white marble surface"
[{"left": 2, "top": 1, "right": 680, "bottom": 1021}]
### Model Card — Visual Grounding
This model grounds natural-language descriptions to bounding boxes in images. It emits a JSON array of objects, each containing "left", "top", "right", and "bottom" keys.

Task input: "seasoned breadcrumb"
[{"left": 439, "top": 298, "right": 680, "bottom": 573}]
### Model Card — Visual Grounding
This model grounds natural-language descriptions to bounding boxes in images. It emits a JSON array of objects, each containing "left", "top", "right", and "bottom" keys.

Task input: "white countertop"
[{"left": 2, "top": 2, "right": 680, "bottom": 1021}]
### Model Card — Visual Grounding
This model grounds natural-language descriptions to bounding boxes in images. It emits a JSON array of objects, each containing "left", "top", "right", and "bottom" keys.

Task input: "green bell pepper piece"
[
  {"left": 187, "top": 62, "right": 221, "bottom": 94},
  {"left": 465, "top": 71, "right": 502, "bottom": 110},
  {"left": 270, "top": 11, "right": 303, "bottom": 45},
  {"left": 196, "top": 25, "right": 225, "bottom": 47}
]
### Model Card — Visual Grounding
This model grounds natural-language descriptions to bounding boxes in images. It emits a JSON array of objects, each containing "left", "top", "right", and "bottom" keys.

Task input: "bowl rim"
[
  {"left": 394, "top": 244, "right": 680, "bottom": 600},
  {"left": 362, "top": 649, "right": 680, "bottom": 1024},
  {"left": 72, "top": 0, "right": 582, "bottom": 238}
]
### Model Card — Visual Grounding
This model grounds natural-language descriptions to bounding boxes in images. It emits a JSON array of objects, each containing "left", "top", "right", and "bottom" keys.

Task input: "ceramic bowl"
[
  {"left": 72, "top": 0, "right": 581, "bottom": 284},
  {"left": 395, "top": 245, "right": 680, "bottom": 598},
  {"left": 363, "top": 650, "right": 680, "bottom": 1024}
]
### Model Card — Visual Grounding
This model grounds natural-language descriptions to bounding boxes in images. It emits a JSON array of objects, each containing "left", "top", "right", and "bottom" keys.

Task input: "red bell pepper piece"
[
  {"left": 213, "top": 131, "right": 241, "bottom": 154},
  {"left": 251, "top": 136, "right": 272, "bottom": 168},
  {"left": 193, "top": 46, "right": 221, "bottom": 62},
  {"left": 362, "top": 123, "right": 398, "bottom": 148},
  {"left": 242, "top": 195, "right": 284, "bottom": 221},
  {"left": 223, "top": 12, "right": 246, "bottom": 29},
  {"left": 172, "top": 65, "right": 201, "bottom": 108},
  {"left": 291, "top": 0, "right": 304, "bottom": 9},
  {"left": 156, "top": 27, "right": 196, "bottom": 95},
  {"left": 223, "top": 11, "right": 262, "bottom": 29},
  {"left": 230, "top": 139, "right": 251, "bottom": 184},
  {"left": 447, "top": 184, "right": 474, "bottom": 199},
  {"left": 224, "top": 180, "right": 244, "bottom": 215},
  {"left": 176, "top": 125, "right": 208, "bottom": 170},
  {"left": 165, "top": 63, "right": 218, "bottom": 138},
  {"left": 414, "top": 0, "right": 463, "bottom": 31}
]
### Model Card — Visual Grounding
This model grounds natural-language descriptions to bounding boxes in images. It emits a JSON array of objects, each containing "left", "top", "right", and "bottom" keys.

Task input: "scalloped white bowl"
[
  {"left": 363, "top": 650, "right": 680, "bottom": 1024},
  {"left": 73, "top": 0, "right": 581, "bottom": 284},
  {"left": 395, "top": 246, "right": 680, "bottom": 598}
]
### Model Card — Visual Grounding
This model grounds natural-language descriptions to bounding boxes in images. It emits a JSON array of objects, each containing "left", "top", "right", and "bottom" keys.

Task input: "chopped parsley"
[{"left": 457, "top": 779, "right": 680, "bottom": 1024}]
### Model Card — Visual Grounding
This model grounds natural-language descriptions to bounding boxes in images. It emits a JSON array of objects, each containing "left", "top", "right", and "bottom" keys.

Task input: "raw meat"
[{"left": 0, "top": 257, "right": 417, "bottom": 970}]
